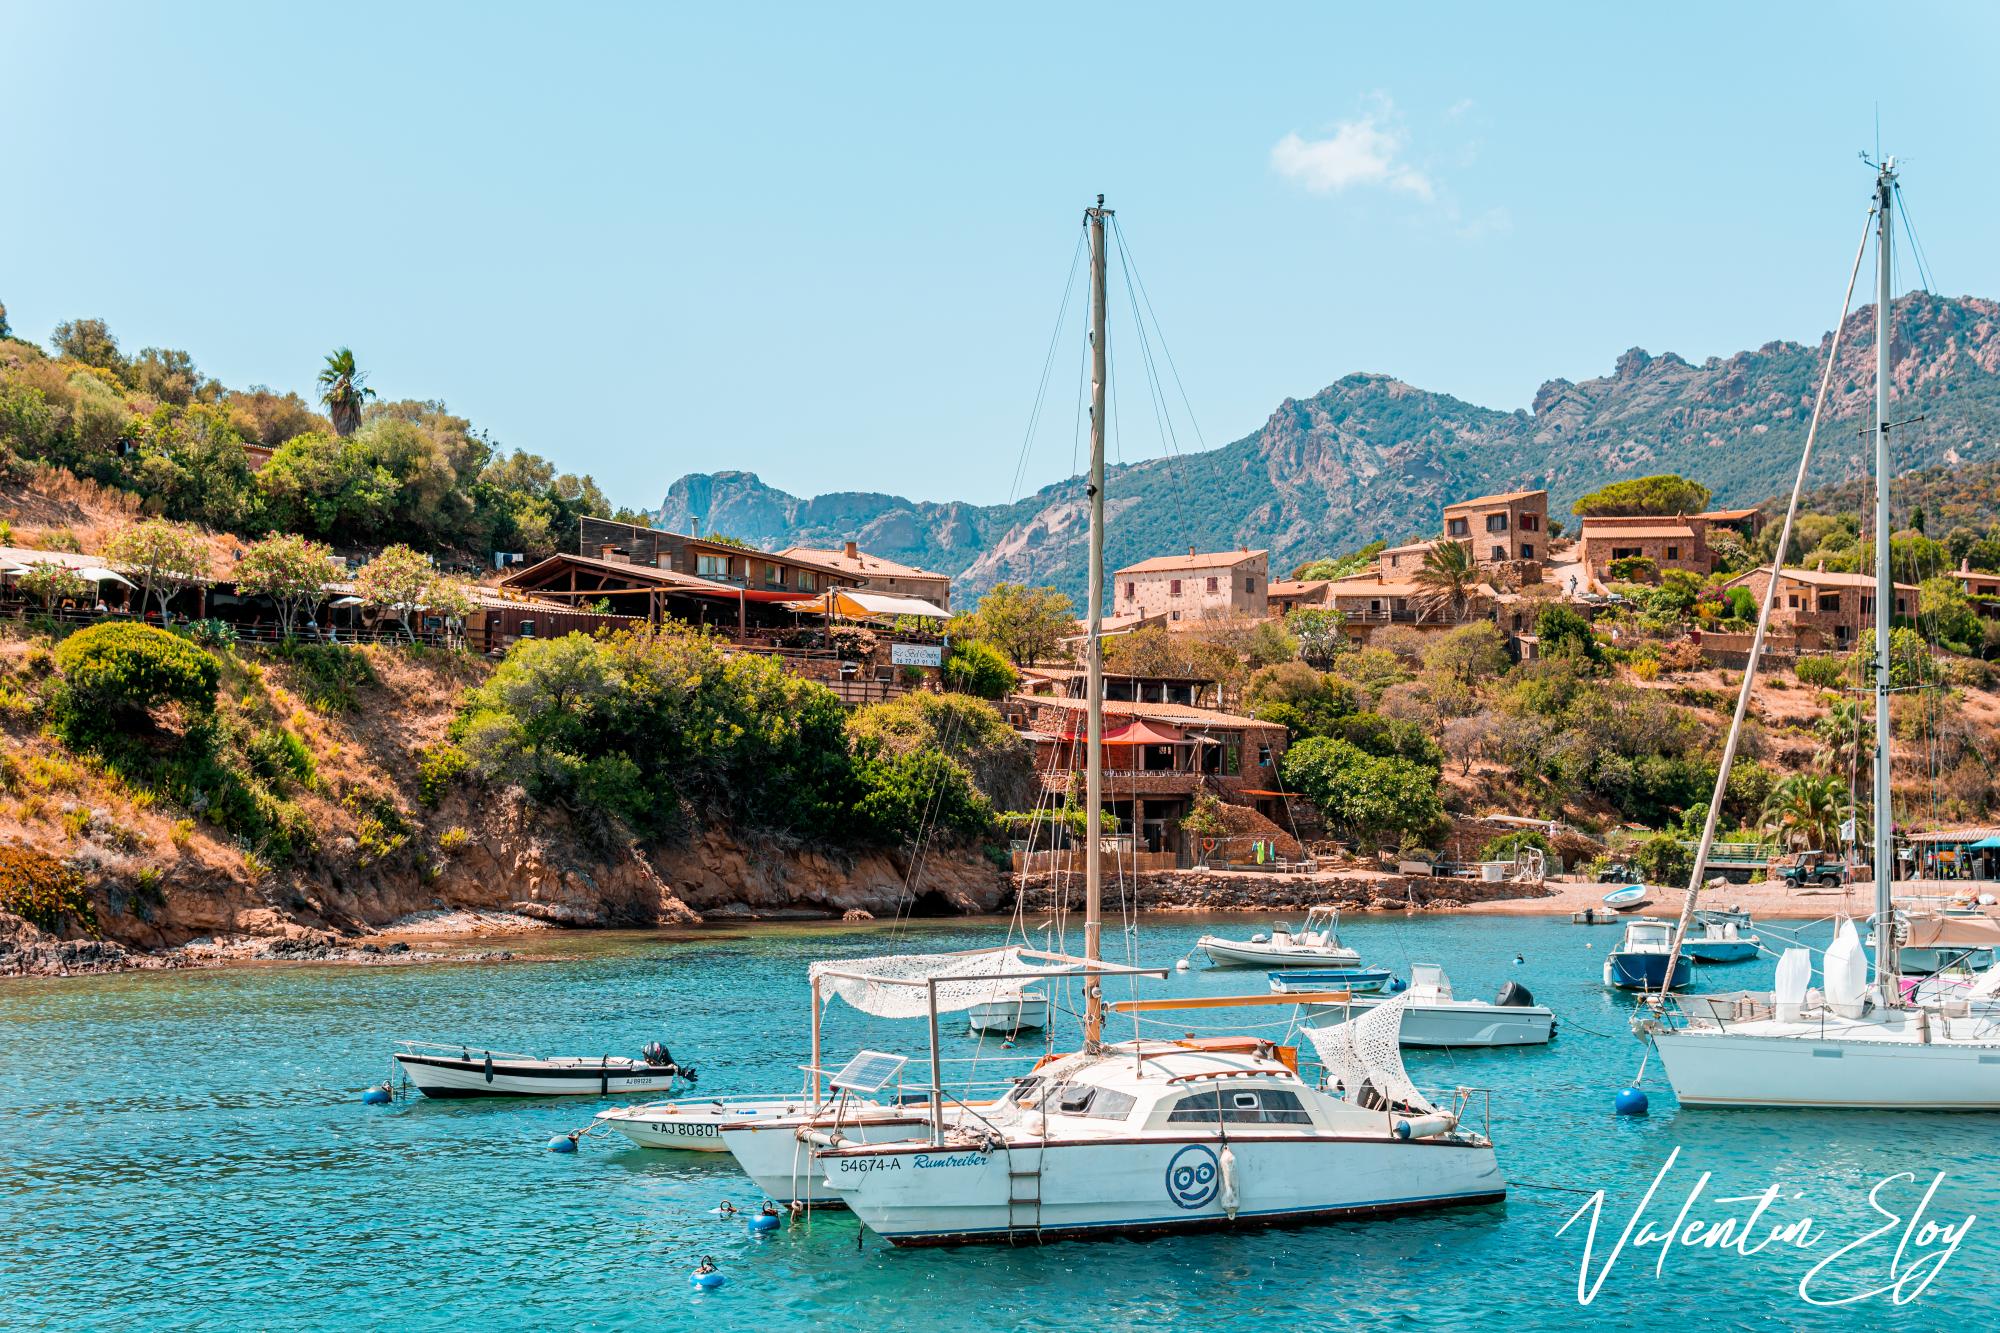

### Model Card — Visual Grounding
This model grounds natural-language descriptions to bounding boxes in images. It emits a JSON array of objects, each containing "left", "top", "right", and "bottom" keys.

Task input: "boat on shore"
[
  {"left": 1197, "top": 906, "right": 1361, "bottom": 968},
  {"left": 391, "top": 1040, "right": 694, "bottom": 1099},
  {"left": 1600, "top": 885, "right": 1651, "bottom": 913}
]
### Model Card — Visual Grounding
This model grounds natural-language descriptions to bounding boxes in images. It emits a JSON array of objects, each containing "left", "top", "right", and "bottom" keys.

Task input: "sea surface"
[{"left": 2, "top": 912, "right": 1991, "bottom": 1331}]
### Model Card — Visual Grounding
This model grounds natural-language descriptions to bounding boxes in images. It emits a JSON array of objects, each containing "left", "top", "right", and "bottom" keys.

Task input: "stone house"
[
  {"left": 1113, "top": 547, "right": 1269, "bottom": 625},
  {"left": 1266, "top": 578, "right": 1333, "bottom": 617},
  {"left": 1721, "top": 566, "right": 1918, "bottom": 649},
  {"left": 1953, "top": 562, "right": 2000, "bottom": 617},
  {"left": 1319, "top": 572, "right": 1497, "bottom": 641},
  {"left": 776, "top": 540, "right": 952, "bottom": 610},
  {"left": 1004, "top": 694, "right": 1293, "bottom": 853},
  {"left": 1443, "top": 489, "right": 1549, "bottom": 566},
  {"left": 1577, "top": 516, "right": 1711, "bottom": 583}
]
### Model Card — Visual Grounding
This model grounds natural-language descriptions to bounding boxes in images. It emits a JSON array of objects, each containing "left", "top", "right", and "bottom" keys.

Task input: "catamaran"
[
  {"left": 803, "top": 197, "right": 1506, "bottom": 1243},
  {"left": 1642, "top": 160, "right": 2000, "bottom": 1108}
]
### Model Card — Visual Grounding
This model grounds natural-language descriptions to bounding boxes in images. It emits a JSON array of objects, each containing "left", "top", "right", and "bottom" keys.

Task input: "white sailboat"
[
  {"left": 809, "top": 197, "right": 1506, "bottom": 1243},
  {"left": 1645, "top": 160, "right": 2000, "bottom": 1108}
]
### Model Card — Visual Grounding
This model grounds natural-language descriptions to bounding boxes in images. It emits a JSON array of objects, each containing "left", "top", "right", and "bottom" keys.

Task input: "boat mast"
[
  {"left": 1084, "top": 194, "right": 1111, "bottom": 1050},
  {"left": 1871, "top": 160, "right": 1901, "bottom": 1002}
]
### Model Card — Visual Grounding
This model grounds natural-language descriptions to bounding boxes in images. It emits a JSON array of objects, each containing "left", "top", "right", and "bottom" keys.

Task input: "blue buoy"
[
  {"left": 690, "top": 1270, "right": 727, "bottom": 1290},
  {"left": 747, "top": 1212, "right": 780, "bottom": 1233},
  {"left": 360, "top": 1086, "right": 391, "bottom": 1106},
  {"left": 1614, "top": 1087, "right": 1650, "bottom": 1116},
  {"left": 546, "top": 1134, "right": 579, "bottom": 1153}
]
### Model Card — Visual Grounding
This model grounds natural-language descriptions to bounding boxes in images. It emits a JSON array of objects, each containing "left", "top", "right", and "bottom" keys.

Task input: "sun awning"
[
  {"left": 1903, "top": 916, "right": 2000, "bottom": 949},
  {"left": 1971, "top": 837, "right": 2000, "bottom": 850},
  {"left": 75, "top": 567, "right": 136, "bottom": 587},
  {"left": 781, "top": 589, "right": 950, "bottom": 619},
  {"left": 1101, "top": 718, "right": 1187, "bottom": 746}
]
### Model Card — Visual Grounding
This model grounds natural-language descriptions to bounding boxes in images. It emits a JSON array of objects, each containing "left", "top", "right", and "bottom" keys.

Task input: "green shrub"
[
  {"left": 1479, "top": 830, "right": 1554, "bottom": 862},
  {"left": 1794, "top": 654, "right": 1847, "bottom": 688},
  {"left": 850, "top": 746, "right": 992, "bottom": 845},
  {"left": 438, "top": 826, "right": 471, "bottom": 855},
  {"left": 244, "top": 727, "right": 316, "bottom": 791},
  {"left": 0, "top": 844, "right": 95, "bottom": 934},
  {"left": 1631, "top": 831, "right": 1694, "bottom": 886},
  {"left": 942, "top": 638, "right": 1018, "bottom": 700},
  {"left": 52, "top": 622, "right": 220, "bottom": 744},
  {"left": 185, "top": 618, "right": 238, "bottom": 648},
  {"left": 270, "top": 640, "right": 377, "bottom": 712},
  {"left": 415, "top": 743, "right": 471, "bottom": 808},
  {"left": 1608, "top": 555, "right": 1660, "bottom": 584}
]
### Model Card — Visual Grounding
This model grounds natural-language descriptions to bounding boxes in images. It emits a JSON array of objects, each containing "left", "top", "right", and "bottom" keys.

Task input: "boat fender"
[
  {"left": 1250, "top": 933, "right": 1269, "bottom": 944},
  {"left": 483, "top": 1054, "right": 493, "bottom": 1084},
  {"left": 1392, "top": 1113, "right": 1458, "bottom": 1141},
  {"left": 1218, "top": 1145, "right": 1239, "bottom": 1220},
  {"left": 546, "top": 1133, "right": 579, "bottom": 1153},
  {"left": 1495, "top": 981, "right": 1535, "bottom": 1008},
  {"left": 360, "top": 1085, "right": 392, "bottom": 1106},
  {"left": 1175, "top": 959, "right": 1190, "bottom": 972},
  {"left": 690, "top": 1258, "right": 726, "bottom": 1289}
]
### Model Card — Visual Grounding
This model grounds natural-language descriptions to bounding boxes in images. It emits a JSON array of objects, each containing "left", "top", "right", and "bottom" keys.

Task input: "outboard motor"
[{"left": 1494, "top": 980, "right": 1535, "bottom": 1008}]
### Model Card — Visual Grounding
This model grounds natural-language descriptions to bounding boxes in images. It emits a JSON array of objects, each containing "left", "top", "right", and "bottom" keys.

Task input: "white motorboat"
[
  {"left": 1304, "top": 964, "right": 1555, "bottom": 1048},
  {"left": 1680, "top": 914, "right": 1761, "bottom": 964},
  {"left": 819, "top": 1005, "right": 1503, "bottom": 1245},
  {"left": 1197, "top": 906, "right": 1361, "bottom": 969},
  {"left": 391, "top": 1040, "right": 693, "bottom": 1099},
  {"left": 595, "top": 1096, "right": 829, "bottom": 1152},
  {"left": 1865, "top": 912, "right": 1998, "bottom": 975},
  {"left": 967, "top": 985, "right": 1051, "bottom": 1034}
]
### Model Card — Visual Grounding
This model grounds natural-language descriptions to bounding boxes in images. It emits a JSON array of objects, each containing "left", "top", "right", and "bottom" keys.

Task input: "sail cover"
[
  {"left": 810, "top": 948, "right": 1054, "bottom": 1019},
  {"left": 1302, "top": 995, "right": 1435, "bottom": 1115}
]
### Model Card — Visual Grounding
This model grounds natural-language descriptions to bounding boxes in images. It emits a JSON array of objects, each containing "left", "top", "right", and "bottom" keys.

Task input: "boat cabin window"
[
  {"left": 1053, "top": 1084, "right": 1137, "bottom": 1120},
  {"left": 1165, "top": 1087, "right": 1311, "bottom": 1125}
]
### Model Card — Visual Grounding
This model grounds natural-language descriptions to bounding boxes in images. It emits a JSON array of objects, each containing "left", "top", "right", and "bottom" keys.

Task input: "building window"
[
  {"left": 696, "top": 554, "right": 729, "bottom": 579},
  {"left": 1666, "top": 546, "right": 1679, "bottom": 561},
  {"left": 764, "top": 563, "right": 785, "bottom": 588},
  {"left": 1223, "top": 744, "right": 1240, "bottom": 775},
  {"left": 1245, "top": 577, "right": 1255, "bottom": 593},
  {"left": 1124, "top": 581, "right": 1135, "bottom": 599},
  {"left": 1486, "top": 513, "right": 1508, "bottom": 533},
  {"left": 1819, "top": 595, "right": 1841, "bottom": 613},
  {"left": 1447, "top": 518, "right": 1469, "bottom": 537},
  {"left": 1257, "top": 742, "right": 1272, "bottom": 766},
  {"left": 1171, "top": 610, "right": 1181, "bottom": 621},
  {"left": 1896, "top": 597, "right": 1908, "bottom": 614},
  {"left": 1612, "top": 547, "right": 1640, "bottom": 561},
  {"left": 1520, "top": 513, "right": 1539, "bottom": 532},
  {"left": 796, "top": 571, "right": 816, "bottom": 592},
  {"left": 1170, "top": 579, "right": 1182, "bottom": 596},
  {"left": 1206, "top": 576, "right": 1217, "bottom": 593},
  {"left": 1521, "top": 543, "right": 1535, "bottom": 560},
  {"left": 1490, "top": 546, "right": 1505, "bottom": 561}
]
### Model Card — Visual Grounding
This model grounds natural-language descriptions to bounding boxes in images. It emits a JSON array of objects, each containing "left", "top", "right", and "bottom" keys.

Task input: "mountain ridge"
[{"left": 653, "top": 293, "right": 2000, "bottom": 600}]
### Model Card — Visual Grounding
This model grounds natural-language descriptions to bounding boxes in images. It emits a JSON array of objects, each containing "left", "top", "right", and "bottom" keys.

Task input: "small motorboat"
[
  {"left": 1867, "top": 912, "right": 1999, "bottom": 975},
  {"left": 1603, "top": 918, "right": 1691, "bottom": 991},
  {"left": 967, "top": 984, "right": 1051, "bottom": 1034},
  {"left": 391, "top": 1040, "right": 695, "bottom": 1099},
  {"left": 1681, "top": 912, "right": 1761, "bottom": 964},
  {"left": 596, "top": 1095, "right": 830, "bottom": 1151},
  {"left": 1303, "top": 965, "right": 1556, "bottom": 1047},
  {"left": 1601, "top": 884, "right": 1651, "bottom": 913},
  {"left": 1197, "top": 906, "right": 1362, "bottom": 968},
  {"left": 1267, "top": 967, "right": 1402, "bottom": 995}
]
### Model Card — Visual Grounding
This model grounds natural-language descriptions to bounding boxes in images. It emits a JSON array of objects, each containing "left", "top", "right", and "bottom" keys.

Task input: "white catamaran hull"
[
  {"left": 595, "top": 1098, "right": 819, "bottom": 1151},
  {"left": 821, "top": 1134, "right": 1503, "bottom": 1245},
  {"left": 1197, "top": 939, "right": 1362, "bottom": 969},
  {"left": 722, "top": 1113, "right": 942, "bottom": 1205},
  {"left": 392, "top": 1053, "right": 682, "bottom": 1099},
  {"left": 1653, "top": 1026, "right": 2000, "bottom": 1109}
]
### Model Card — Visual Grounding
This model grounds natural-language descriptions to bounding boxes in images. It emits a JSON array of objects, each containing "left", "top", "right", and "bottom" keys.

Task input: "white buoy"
[{"left": 1175, "top": 959, "right": 1190, "bottom": 972}]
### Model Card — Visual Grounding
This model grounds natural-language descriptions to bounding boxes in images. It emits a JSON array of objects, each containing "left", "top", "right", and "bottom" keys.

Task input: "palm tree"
[
  {"left": 1812, "top": 698, "right": 1871, "bottom": 776},
  {"left": 317, "top": 347, "right": 374, "bottom": 437},
  {"left": 1412, "top": 540, "right": 1478, "bottom": 622},
  {"left": 1759, "top": 772, "right": 1859, "bottom": 851}
]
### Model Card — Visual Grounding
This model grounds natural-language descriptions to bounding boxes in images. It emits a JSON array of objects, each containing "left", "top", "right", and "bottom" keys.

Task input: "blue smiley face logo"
[{"left": 1165, "top": 1144, "right": 1220, "bottom": 1210}]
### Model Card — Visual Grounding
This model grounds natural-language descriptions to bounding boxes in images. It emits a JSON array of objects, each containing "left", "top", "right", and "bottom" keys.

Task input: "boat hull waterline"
[
  {"left": 392, "top": 1053, "right": 684, "bottom": 1099},
  {"left": 1653, "top": 1023, "right": 2000, "bottom": 1109},
  {"left": 722, "top": 1113, "right": 942, "bottom": 1205},
  {"left": 595, "top": 1098, "right": 818, "bottom": 1151},
  {"left": 820, "top": 1135, "right": 1504, "bottom": 1245}
]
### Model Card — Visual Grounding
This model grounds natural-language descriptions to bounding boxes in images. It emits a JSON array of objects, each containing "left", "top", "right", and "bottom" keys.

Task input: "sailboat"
[
  {"left": 811, "top": 197, "right": 1506, "bottom": 1243},
  {"left": 1643, "top": 160, "right": 2000, "bottom": 1109}
]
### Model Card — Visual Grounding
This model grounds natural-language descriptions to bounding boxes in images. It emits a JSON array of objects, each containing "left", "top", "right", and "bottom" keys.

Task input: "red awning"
[{"left": 1101, "top": 719, "right": 1187, "bottom": 746}]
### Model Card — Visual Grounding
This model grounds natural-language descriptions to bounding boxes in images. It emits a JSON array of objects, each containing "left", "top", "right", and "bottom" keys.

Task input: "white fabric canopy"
[
  {"left": 1302, "top": 994, "right": 1435, "bottom": 1114},
  {"left": 811, "top": 948, "right": 1055, "bottom": 1019},
  {"left": 76, "top": 567, "right": 136, "bottom": 588}
]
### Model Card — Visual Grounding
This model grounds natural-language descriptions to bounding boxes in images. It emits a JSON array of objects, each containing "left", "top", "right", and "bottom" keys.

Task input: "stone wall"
[{"left": 1018, "top": 868, "right": 1554, "bottom": 913}]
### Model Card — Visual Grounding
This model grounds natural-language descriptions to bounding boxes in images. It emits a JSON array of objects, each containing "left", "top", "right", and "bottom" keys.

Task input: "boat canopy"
[
  {"left": 1301, "top": 994, "right": 1435, "bottom": 1115},
  {"left": 1903, "top": 915, "right": 2000, "bottom": 949},
  {"left": 810, "top": 947, "right": 1161, "bottom": 1019}
]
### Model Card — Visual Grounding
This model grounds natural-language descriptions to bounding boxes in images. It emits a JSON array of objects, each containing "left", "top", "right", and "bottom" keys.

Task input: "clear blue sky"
[{"left": 5, "top": 3, "right": 1996, "bottom": 511}]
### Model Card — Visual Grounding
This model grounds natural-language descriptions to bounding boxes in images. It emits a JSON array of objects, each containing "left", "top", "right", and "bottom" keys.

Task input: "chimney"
[
  {"left": 1188, "top": 546, "right": 1196, "bottom": 558},
  {"left": 599, "top": 544, "right": 618, "bottom": 561},
  {"left": 844, "top": 540, "right": 859, "bottom": 560}
]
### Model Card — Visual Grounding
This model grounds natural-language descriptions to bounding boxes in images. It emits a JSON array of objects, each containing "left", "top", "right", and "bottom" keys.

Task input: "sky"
[{"left": 5, "top": 3, "right": 1999, "bottom": 512}]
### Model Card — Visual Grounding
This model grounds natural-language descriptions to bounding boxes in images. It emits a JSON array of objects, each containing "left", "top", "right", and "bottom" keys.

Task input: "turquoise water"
[{"left": 2, "top": 914, "right": 1992, "bottom": 1330}]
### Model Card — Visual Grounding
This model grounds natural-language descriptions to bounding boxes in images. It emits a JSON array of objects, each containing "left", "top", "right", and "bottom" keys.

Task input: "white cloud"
[{"left": 1270, "top": 106, "right": 1433, "bottom": 200}]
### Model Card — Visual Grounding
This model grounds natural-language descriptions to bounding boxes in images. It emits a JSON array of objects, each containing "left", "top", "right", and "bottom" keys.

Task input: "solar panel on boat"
[{"left": 830, "top": 1050, "right": 908, "bottom": 1093}]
